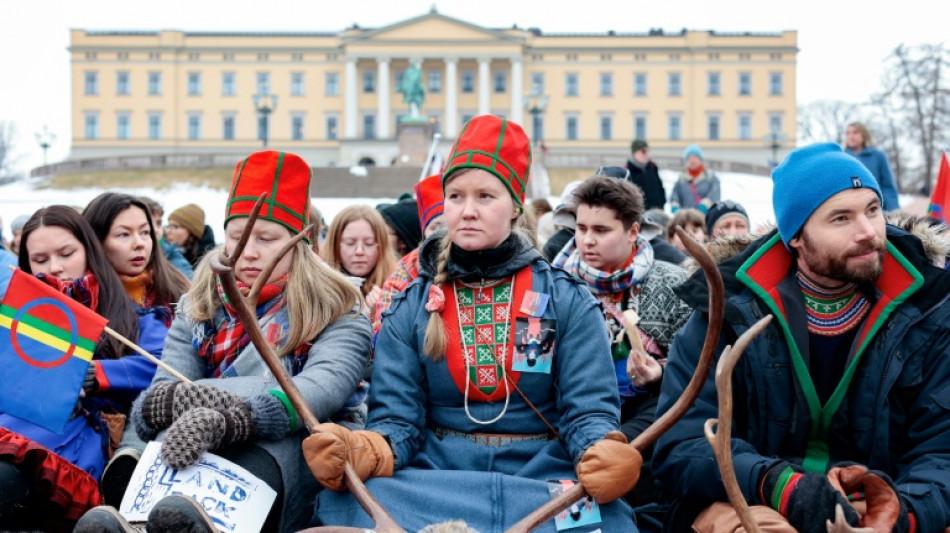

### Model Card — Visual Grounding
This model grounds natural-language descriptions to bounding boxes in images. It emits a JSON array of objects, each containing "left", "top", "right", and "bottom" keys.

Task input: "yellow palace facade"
[{"left": 69, "top": 10, "right": 797, "bottom": 167}]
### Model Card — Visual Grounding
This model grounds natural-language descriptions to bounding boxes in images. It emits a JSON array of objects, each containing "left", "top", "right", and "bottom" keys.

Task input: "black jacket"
[{"left": 626, "top": 159, "right": 666, "bottom": 211}]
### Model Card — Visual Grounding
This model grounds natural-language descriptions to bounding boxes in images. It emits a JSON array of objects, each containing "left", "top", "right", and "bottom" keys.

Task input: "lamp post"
[
  {"left": 523, "top": 81, "right": 549, "bottom": 144},
  {"left": 35, "top": 125, "right": 55, "bottom": 166},
  {"left": 763, "top": 130, "right": 787, "bottom": 168},
  {"left": 253, "top": 84, "right": 278, "bottom": 148}
]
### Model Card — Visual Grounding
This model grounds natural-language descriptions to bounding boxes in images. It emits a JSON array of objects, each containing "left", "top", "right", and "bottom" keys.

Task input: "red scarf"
[
  {"left": 197, "top": 275, "right": 288, "bottom": 377},
  {"left": 687, "top": 163, "right": 706, "bottom": 179},
  {"left": 35, "top": 271, "right": 100, "bottom": 313}
]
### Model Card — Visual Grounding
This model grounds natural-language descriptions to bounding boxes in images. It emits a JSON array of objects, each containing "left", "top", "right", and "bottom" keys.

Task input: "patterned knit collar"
[{"left": 796, "top": 271, "right": 870, "bottom": 336}]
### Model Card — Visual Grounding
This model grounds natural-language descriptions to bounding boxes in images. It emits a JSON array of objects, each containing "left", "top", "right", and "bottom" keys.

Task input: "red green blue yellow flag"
[
  {"left": 927, "top": 151, "right": 950, "bottom": 223},
  {"left": 0, "top": 269, "right": 108, "bottom": 433}
]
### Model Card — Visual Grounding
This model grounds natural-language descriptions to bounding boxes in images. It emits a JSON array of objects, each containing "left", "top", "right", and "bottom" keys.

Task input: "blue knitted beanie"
[
  {"left": 772, "top": 142, "right": 882, "bottom": 248},
  {"left": 683, "top": 144, "right": 704, "bottom": 162}
]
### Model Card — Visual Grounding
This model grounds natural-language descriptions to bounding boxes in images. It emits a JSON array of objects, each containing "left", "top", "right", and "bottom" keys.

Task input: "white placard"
[{"left": 119, "top": 441, "right": 277, "bottom": 533}]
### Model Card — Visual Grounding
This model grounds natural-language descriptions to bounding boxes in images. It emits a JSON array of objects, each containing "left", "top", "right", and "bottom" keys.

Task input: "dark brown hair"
[
  {"left": 19, "top": 205, "right": 139, "bottom": 359},
  {"left": 572, "top": 175, "right": 645, "bottom": 230},
  {"left": 83, "top": 192, "right": 189, "bottom": 307}
]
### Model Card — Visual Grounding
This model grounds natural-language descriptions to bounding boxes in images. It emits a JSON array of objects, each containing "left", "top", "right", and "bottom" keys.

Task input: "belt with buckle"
[{"left": 429, "top": 424, "right": 554, "bottom": 446}]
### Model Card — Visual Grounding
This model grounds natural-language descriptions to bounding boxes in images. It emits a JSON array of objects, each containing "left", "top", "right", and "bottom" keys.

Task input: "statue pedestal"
[{"left": 395, "top": 120, "right": 435, "bottom": 167}]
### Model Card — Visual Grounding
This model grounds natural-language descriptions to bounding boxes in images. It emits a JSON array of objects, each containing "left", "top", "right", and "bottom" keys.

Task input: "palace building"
[{"left": 68, "top": 9, "right": 797, "bottom": 168}]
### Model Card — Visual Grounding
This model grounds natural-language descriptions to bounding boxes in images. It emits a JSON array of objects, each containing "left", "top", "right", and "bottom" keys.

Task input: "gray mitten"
[
  {"left": 139, "top": 381, "right": 180, "bottom": 433},
  {"left": 160, "top": 404, "right": 257, "bottom": 470},
  {"left": 140, "top": 381, "right": 246, "bottom": 433}
]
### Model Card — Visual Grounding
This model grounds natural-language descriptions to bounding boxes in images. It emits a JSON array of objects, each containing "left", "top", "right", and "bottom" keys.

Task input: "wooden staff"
[
  {"left": 505, "top": 227, "right": 726, "bottom": 533},
  {"left": 209, "top": 194, "right": 404, "bottom": 533}
]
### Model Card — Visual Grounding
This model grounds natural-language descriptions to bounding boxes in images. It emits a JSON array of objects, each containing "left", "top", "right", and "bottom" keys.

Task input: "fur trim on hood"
[{"left": 683, "top": 213, "right": 950, "bottom": 275}]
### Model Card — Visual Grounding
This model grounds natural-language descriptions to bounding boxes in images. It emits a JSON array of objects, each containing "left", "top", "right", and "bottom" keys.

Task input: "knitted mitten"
[
  {"left": 160, "top": 404, "right": 257, "bottom": 470},
  {"left": 140, "top": 382, "right": 246, "bottom": 432},
  {"left": 139, "top": 382, "right": 181, "bottom": 433},
  {"left": 170, "top": 382, "right": 246, "bottom": 417},
  {"left": 760, "top": 463, "right": 859, "bottom": 533}
]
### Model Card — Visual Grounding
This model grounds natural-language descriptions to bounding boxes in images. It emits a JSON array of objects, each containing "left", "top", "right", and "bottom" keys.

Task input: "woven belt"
[{"left": 429, "top": 424, "right": 554, "bottom": 446}]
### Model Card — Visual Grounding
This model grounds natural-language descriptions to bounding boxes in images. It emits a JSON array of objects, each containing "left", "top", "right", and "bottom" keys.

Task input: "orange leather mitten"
[
  {"left": 828, "top": 463, "right": 907, "bottom": 533},
  {"left": 302, "top": 423, "right": 394, "bottom": 491},
  {"left": 575, "top": 430, "right": 643, "bottom": 503}
]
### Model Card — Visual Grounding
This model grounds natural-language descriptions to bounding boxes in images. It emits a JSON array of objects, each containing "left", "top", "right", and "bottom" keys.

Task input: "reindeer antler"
[
  {"left": 210, "top": 193, "right": 405, "bottom": 533},
  {"left": 505, "top": 227, "right": 726, "bottom": 533},
  {"left": 827, "top": 505, "right": 874, "bottom": 533},
  {"left": 703, "top": 315, "right": 772, "bottom": 533}
]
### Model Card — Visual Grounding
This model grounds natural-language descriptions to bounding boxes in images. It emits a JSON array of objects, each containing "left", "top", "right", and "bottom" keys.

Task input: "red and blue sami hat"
[
  {"left": 226, "top": 151, "right": 312, "bottom": 241},
  {"left": 414, "top": 173, "right": 444, "bottom": 233},
  {"left": 443, "top": 115, "right": 531, "bottom": 207}
]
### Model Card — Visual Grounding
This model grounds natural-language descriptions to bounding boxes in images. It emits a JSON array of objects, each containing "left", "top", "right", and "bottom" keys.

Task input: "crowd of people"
[{"left": 0, "top": 115, "right": 948, "bottom": 533}]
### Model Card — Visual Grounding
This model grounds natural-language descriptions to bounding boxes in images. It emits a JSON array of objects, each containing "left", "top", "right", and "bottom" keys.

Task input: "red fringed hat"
[
  {"left": 443, "top": 115, "right": 531, "bottom": 207},
  {"left": 414, "top": 173, "right": 444, "bottom": 233},
  {"left": 226, "top": 151, "right": 312, "bottom": 241}
]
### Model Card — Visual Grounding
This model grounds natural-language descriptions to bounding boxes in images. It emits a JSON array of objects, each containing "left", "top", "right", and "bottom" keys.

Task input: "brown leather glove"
[
  {"left": 302, "top": 423, "right": 394, "bottom": 491},
  {"left": 828, "top": 464, "right": 908, "bottom": 533},
  {"left": 575, "top": 430, "right": 642, "bottom": 503}
]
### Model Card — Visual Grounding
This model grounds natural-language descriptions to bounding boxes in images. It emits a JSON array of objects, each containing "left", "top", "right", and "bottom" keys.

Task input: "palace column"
[
  {"left": 509, "top": 57, "right": 524, "bottom": 124},
  {"left": 478, "top": 57, "right": 490, "bottom": 115},
  {"left": 344, "top": 56, "right": 358, "bottom": 139},
  {"left": 377, "top": 58, "right": 391, "bottom": 138},
  {"left": 444, "top": 57, "right": 458, "bottom": 136}
]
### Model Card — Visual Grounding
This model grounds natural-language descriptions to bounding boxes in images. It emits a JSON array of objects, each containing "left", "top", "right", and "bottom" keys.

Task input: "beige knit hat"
[{"left": 168, "top": 204, "right": 205, "bottom": 239}]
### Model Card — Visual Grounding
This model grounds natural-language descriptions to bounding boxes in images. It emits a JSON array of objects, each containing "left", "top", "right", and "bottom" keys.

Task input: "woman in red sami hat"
[
  {"left": 76, "top": 151, "right": 372, "bottom": 533},
  {"left": 307, "top": 116, "right": 642, "bottom": 532}
]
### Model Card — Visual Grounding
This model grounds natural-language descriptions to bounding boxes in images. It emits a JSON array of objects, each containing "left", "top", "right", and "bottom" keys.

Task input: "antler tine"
[
  {"left": 703, "top": 314, "right": 773, "bottom": 533},
  {"left": 246, "top": 223, "right": 315, "bottom": 308},
  {"left": 826, "top": 504, "right": 874, "bottom": 533},
  {"left": 504, "top": 226, "right": 725, "bottom": 533},
  {"left": 223, "top": 193, "right": 268, "bottom": 266}
]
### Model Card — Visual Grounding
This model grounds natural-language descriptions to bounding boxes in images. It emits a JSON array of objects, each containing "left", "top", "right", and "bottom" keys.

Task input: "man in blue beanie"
[
  {"left": 652, "top": 143, "right": 950, "bottom": 532},
  {"left": 669, "top": 144, "right": 720, "bottom": 214}
]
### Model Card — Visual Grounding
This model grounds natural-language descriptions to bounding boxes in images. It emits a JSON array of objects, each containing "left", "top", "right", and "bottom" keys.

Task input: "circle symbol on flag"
[{"left": 9, "top": 297, "right": 80, "bottom": 369}]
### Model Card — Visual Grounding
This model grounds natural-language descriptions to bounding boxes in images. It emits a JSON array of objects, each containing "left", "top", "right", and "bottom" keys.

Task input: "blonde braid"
[{"left": 423, "top": 231, "right": 454, "bottom": 360}]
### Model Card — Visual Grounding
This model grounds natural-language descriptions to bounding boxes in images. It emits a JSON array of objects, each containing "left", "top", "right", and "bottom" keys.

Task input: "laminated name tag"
[{"left": 547, "top": 479, "right": 602, "bottom": 531}]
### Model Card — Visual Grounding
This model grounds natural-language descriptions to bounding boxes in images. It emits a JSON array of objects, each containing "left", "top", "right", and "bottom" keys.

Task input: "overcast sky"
[{"left": 1, "top": 0, "right": 946, "bottom": 172}]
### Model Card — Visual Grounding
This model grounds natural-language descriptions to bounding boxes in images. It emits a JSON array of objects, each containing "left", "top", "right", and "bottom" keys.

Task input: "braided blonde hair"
[{"left": 422, "top": 230, "right": 454, "bottom": 360}]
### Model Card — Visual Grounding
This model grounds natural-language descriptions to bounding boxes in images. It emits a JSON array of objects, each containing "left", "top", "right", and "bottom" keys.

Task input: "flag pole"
[{"left": 103, "top": 327, "right": 192, "bottom": 383}]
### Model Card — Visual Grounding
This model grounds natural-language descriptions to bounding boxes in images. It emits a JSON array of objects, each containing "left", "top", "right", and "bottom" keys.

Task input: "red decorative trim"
[{"left": 444, "top": 267, "right": 532, "bottom": 402}]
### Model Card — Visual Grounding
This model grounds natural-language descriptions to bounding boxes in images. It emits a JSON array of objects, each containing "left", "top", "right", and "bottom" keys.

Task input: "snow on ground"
[
  {"left": 0, "top": 170, "right": 921, "bottom": 243},
  {"left": 0, "top": 177, "right": 394, "bottom": 241}
]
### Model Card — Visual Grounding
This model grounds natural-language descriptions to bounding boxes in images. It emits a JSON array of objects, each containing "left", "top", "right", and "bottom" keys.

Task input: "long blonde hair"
[
  {"left": 325, "top": 205, "right": 396, "bottom": 296},
  {"left": 187, "top": 240, "right": 361, "bottom": 355}
]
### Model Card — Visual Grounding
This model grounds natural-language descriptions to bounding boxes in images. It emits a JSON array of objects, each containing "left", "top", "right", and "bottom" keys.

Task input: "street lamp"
[
  {"left": 35, "top": 126, "right": 55, "bottom": 166},
  {"left": 253, "top": 84, "right": 278, "bottom": 148},
  {"left": 763, "top": 130, "right": 787, "bottom": 168},
  {"left": 523, "top": 81, "right": 549, "bottom": 144}
]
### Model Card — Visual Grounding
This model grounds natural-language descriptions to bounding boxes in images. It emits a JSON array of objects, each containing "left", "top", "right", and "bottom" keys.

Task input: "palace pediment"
[{"left": 346, "top": 11, "right": 522, "bottom": 44}]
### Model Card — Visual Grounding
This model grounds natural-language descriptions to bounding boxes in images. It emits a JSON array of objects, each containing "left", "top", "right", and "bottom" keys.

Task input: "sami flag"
[
  {"left": 927, "top": 151, "right": 950, "bottom": 223},
  {"left": 0, "top": 269, "right": 108, "bottom": 433}
]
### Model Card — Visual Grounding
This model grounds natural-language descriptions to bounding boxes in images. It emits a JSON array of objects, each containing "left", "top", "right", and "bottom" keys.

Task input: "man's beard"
[{"left": 799, "top": 232, "right": 885, "bottom": 284}]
